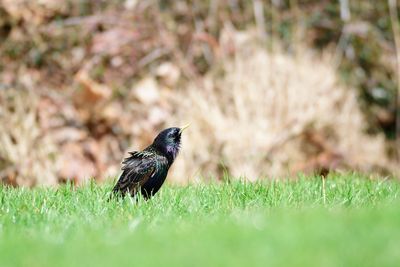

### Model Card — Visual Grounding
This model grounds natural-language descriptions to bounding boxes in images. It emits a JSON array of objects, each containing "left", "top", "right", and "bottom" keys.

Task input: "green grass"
[{"left": 0, "top": 173, "right": 399, "bottom": 267}]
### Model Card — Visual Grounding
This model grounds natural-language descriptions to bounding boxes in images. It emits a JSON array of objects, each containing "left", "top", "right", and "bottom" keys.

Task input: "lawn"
[{"left": 0, "top": 173, "right": 399, "bottom": 267}]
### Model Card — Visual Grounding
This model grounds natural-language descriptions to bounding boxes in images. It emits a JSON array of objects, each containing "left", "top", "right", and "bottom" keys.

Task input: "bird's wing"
[
  {"left": 121, "top": 151, "right": 154, "bottom": 170},
  {"left": 112, "top": 151, "right": 166, "bottom": 196}
]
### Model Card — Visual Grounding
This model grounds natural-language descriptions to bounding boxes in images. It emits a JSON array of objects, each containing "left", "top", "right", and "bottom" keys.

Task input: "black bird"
[{"left": 111, "top": 125, "right": 189, "bottom": 200}]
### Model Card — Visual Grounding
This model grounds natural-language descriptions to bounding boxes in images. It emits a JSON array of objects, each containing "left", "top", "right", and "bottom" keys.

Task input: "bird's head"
[{"left": 152, "top": 124, "right": 189, "bottom": 163}]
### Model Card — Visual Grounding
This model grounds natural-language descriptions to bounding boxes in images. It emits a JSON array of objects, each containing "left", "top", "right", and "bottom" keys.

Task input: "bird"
[{"left": 111, "top": 124, "right": 189, "bottom": 200}]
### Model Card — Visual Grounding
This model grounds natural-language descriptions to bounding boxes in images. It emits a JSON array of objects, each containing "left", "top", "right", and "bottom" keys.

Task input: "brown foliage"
[{"left": 0, "top": 1, "right": 398, "bottom": 186}]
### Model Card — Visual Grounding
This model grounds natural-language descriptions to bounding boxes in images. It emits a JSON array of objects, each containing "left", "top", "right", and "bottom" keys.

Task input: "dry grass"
[
  {"left": 0, "top": 26, "right": 396, "bottom": 185},
  {"left": 0, "top": 89, "right": 58, "bottom": 186},
  {"left": 1, "top": 1, "right": 398, "bottom": 185},
  {"left": 168, "top": 28, "right": 392, "bottom": 182}
]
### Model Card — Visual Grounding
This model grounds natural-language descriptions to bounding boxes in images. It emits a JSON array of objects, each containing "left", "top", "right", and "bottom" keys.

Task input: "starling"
[{"left": 111, "top": 125, "right": 189, "bottom": 200}]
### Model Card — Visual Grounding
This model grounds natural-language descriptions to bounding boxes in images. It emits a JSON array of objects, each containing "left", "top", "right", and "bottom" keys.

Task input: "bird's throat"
[{"left": 166, "top": 145, "right": 180, "bottom": 165}]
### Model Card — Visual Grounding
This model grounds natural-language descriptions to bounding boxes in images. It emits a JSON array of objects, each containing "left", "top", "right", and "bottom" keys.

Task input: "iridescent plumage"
[{"left": 111, "top": 127, "right": 186, "bottom": 199}]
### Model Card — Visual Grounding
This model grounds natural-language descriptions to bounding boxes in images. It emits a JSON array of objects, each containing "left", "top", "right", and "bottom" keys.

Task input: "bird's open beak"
[{"left": 179, "top": 123, "right": 190, "bottom": 134}]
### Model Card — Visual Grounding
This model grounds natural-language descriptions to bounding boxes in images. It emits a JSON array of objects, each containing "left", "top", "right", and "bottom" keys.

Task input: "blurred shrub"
[
  {"left": 168, "top": 29, "right": 392, "bottom": 181},
  {"left": 0, "top": 89, "right": 58, "bottom": 186}
]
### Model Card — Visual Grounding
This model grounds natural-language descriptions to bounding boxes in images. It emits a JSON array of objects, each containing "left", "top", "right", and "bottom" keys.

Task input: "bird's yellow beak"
[{"left": 179, "top": 123, "right": 190, "bottom": 134}]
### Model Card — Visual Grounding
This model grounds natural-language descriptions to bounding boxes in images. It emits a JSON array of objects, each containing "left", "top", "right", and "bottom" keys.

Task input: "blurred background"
[{"left": 0, "top": 0, "right": 399, "bottom": 186}]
